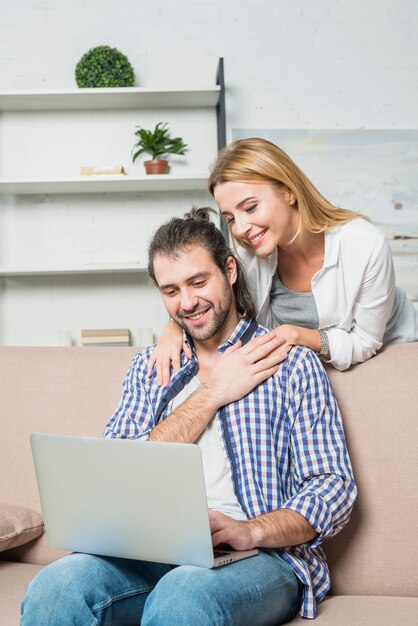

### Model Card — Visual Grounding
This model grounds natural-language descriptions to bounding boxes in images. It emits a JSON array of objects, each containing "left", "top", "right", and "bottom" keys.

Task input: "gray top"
[{"left": 270, "top": 273, "right": 319, "bottom": 329}]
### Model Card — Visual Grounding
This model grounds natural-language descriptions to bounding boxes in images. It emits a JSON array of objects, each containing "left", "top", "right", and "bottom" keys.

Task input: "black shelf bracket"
[
  {"left": 215, "top": 58, "right": 229, "bottom": 241},
  {"left": 216, "top": 58, "right": 226, "bottom": 152}
]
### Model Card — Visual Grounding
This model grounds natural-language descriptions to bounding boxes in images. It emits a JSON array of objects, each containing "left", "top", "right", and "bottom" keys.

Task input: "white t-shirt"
[{"left": 168, "top": 376, "right": 247, "bottom": 521}]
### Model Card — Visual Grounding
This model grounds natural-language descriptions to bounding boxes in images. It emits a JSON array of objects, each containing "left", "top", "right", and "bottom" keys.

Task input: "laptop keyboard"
[{"left": 213, "top": 549, "right": 232, "bottom": 558}]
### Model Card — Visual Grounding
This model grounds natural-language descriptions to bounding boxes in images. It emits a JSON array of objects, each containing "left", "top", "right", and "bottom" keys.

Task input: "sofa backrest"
[
  {"left": 324, "top": 343, "right": 418, "bottom": 598},
  {"left": 0, "top": 344, "right": 417, "bottom": 598},
  {"left": 0, "top": 347, "right": 138, "bottom": 512}
]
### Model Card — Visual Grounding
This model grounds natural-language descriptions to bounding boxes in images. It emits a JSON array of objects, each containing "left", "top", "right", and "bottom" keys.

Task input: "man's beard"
[{"left": 177, "top": 280, "right": 233, "bottom": 342}]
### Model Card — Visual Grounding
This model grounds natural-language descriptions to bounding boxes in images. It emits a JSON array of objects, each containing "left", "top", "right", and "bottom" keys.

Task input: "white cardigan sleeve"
[{"left": 326, "top": 234, "right": 396, "bottom": 371}]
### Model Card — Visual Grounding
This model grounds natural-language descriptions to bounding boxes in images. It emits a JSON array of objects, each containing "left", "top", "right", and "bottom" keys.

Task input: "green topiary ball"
[{"left": 75, "top": 45, "right": 135, "bottom": 88}]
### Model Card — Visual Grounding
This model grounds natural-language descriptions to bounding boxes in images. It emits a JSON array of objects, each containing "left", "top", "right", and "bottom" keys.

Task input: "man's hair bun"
[{"left": 184, "top": 206, "right": 216, "bottom": 222}]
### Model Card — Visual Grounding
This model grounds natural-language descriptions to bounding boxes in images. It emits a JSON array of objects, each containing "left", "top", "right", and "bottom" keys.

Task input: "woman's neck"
[
  {"left": 278, "top": 230, "right": 324, "bottom": 264},
  {"left": 277, "top": 231, "right": 325, "bottom": 292}
]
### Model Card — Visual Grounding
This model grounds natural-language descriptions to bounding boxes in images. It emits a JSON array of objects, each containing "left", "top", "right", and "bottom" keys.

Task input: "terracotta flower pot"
[{"left": 144, "top": 159, "right": 169, "bottom": 175}]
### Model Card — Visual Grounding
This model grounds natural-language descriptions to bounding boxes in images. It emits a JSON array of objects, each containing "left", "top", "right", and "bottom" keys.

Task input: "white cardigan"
[{"left": 238, "top": 218, "right": 418, "bottom": 371}]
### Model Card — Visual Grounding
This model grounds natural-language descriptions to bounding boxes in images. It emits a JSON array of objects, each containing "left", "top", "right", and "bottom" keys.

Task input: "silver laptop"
[{"left": 30, "top": 433, "right": 258, "bottom": 568}]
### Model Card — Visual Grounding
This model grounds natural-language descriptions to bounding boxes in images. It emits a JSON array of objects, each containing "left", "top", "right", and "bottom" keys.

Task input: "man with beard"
[{"left": 22, "top": 208, "right": 356, "bottom": 625}]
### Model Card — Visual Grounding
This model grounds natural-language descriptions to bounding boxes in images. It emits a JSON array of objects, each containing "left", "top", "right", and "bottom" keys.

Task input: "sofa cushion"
[
  {"left": 0, "top": 532, "right": 69, "bottom": 567},
  {"left": 0, "top": 561, "right": 44, "bottom": 626},
  {"left": 290, "top": 595, "right": 418, "bottom": 625},
  {"left": 0, "top": 503, "right": 44, "bottom": 552}
]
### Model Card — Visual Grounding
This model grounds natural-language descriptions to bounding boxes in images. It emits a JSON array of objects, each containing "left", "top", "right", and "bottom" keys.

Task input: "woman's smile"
[{"left": 246, "top": 228, "right": 268, "bottom": 248}]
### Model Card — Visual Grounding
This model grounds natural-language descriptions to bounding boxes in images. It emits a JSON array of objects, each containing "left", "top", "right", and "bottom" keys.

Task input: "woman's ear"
[
  {"left": 283, "top": 187, "right": 297, "bottom": 207},
  {"left": 225, "top": 256, "right": 238, "bottom": 286}
]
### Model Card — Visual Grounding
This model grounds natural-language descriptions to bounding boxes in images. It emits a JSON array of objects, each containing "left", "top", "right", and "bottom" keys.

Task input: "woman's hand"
[
  {"left": 273, "top": 324, "right": 300, "bottom": 353},
  {"left": 147, "top": 320, "right": 192, "bottom": 387},
  {"left": 273, "top": 324, "right": 322, "bottom": 354}
]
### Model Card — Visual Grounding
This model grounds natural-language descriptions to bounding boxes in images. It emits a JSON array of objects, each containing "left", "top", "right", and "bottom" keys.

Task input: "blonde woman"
[{"left": 149, "top": 138, "right": 418, "bottom": 383}]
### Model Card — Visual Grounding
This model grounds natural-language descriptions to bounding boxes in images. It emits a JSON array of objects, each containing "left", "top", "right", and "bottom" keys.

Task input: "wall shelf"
[
  {"left": 0, "top": 87, "right": 220, "bottom": 111},
  {"left": 0, "top": 174, "right": 208, "bottom": 195},
  {"left": 0, "top": 263, "right": 147, "bottom": 277},
  {"left": 0, "top": 59, "right": 226, "bottom": 345}
]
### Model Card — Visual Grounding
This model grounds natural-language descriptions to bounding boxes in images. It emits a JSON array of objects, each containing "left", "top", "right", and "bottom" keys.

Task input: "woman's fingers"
[
  {"left": 156, "top": 359, "right": 164, "bottom": 387},
  {"left": 147, "top": 352, "right": 157, "bottom": 377},
  {"left": 147, "top": 320, "right": 185, "bottom": 385},
  {"left": 161, "top": 357, "right": 173, "bottom": 388},
  {"left": 171, "top": 353, "right": 181, "bottom": 376},
  {"left": 182, "top": 340, "right": 193, "bottom": 360}
]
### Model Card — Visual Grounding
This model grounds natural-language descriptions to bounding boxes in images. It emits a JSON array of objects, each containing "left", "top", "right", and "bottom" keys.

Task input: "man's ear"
[{"left": 225, "top": 255, "right": 238, "bottom": 286}]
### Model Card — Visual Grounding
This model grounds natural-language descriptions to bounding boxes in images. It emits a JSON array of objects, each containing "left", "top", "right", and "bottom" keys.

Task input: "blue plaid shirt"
[{"left": 104, "top": 318, "right": 357, "bottom": 619}]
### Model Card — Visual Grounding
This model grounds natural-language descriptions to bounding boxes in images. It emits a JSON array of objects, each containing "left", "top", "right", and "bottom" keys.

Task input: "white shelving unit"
[
  {"left": 0, "top": 87, "right": 221, "bottom": 196},
  {"left": 0, "top": 60, "right": 226, "bottom": 345}
]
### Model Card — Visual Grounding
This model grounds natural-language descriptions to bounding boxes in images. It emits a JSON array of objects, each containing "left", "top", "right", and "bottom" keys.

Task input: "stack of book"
[
  {"left": 81, "top": 328, "right": 131, "bottom": 347},
  {"left": 80, "top": 165, "right": 126, "bottom": 176}
]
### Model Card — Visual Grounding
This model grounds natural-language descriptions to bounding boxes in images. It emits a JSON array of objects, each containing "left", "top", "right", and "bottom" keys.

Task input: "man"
[{"left": 22, "top": 208, "right": 356, "bottom": 625}]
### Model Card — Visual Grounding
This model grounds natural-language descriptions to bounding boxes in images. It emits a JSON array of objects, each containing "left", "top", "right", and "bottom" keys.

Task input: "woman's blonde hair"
[{"left": 208, "top": 138, "right": 366, "bottom": 240}]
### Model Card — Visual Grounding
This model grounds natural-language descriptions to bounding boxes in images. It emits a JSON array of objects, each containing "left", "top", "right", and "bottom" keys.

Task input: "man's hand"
[
  {"left": 149, "top": 332, "right": 285, "bottom": 444},
  {"left": 204, "top": 331, "right": 286, "bottom": 408},
  {"left": 210, "top": 508, "right": 318, "bottom": 550},
  {"left": 209, "top": 510, "right": 256, "bottom": 551}
]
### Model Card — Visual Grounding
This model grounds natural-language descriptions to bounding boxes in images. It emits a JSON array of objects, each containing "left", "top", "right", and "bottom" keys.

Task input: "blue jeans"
[{"left": 21, "top": 550, "right": 301, "bottom": 625}]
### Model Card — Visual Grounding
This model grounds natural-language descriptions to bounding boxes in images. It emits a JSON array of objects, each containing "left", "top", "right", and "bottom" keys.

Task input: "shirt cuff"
[{"left": 281, "top": 490, "right": 334, "bottom": 547}]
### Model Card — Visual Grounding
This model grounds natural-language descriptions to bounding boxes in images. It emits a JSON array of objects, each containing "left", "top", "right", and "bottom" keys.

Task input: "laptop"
[{"left": 30, "top": 433, "right": 258, "bottom": 568}]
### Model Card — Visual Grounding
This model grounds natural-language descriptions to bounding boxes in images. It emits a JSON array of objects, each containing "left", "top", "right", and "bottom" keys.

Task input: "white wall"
[
  {"left": 2, "top": 0, "right": 418, "bottom": 127},
  {"left": 1, "top": 0, "right": 417, "bottom": 345}
]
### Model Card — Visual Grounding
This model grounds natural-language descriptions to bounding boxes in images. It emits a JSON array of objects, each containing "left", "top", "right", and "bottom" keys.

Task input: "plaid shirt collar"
[{"left": 184, "top": 317, "right": 257, "bottom": 358}]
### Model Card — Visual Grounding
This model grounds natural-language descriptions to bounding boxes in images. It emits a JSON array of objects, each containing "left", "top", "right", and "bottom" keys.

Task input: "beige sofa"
[{"left": 0, "top": 344, "right": 417, "bottom": 625}]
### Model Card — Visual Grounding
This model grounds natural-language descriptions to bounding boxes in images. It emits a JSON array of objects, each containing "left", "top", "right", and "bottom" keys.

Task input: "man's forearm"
[
  {"left": 249, "top": 508, "right": 318, "bottom": 548},
  {"left": 210, "top": 507, "right": 318, "bottom": 551},
  {"left": 149, "top": 385, "right": 219, "bottom": 443}
]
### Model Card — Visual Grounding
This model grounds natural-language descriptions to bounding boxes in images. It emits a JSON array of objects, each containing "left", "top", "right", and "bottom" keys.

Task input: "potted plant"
[
  {"left": 132, "top": 122, "right": 187, "bottom": 174},
  {"left": 75, "top": 46, "right": 135, "bottom": 88}
]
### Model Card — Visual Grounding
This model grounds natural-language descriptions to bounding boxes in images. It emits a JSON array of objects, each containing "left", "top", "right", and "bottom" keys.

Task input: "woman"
[{"left": 149, "top": 137, "right": 418, "bottom": 381}]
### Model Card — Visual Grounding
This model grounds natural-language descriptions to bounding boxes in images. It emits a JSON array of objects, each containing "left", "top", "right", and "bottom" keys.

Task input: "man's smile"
[{"left": 180, "top": 307, "right": 211, "bottom": 324}]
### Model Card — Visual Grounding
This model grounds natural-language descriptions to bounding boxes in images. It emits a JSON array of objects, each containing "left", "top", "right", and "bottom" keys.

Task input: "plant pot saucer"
[{"left": 144, "top": 159, "right": 169, "bottom": 175}]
